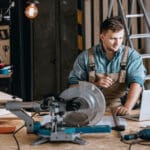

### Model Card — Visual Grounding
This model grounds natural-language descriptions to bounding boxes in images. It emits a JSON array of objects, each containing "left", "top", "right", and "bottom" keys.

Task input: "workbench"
[{"left": 0, "top": 92, "right": 150, "bottom": 150}]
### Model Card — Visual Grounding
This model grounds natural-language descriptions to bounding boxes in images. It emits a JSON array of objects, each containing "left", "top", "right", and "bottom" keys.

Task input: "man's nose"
[{"left": 114, "top": 38, "right": 120, "bottom": 44}]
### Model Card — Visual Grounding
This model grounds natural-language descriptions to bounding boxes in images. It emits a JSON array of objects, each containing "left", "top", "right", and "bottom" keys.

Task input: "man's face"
[{"left": 100, "top": 29, "right": 124, "bottom": 53}]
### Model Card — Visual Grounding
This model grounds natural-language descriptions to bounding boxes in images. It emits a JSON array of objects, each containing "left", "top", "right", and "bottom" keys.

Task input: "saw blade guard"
[{"left": 59, "top": 81, "right": 105, "bottom": 127}]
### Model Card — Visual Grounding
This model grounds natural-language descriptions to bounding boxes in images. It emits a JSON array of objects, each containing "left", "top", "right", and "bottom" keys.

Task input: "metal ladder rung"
[
  {"left": 141, "top": 54, "right": 150, "bottom": 59},
  {"left": 126, "top": 14, "right": 144, "bottom": 18},
  {"left": 130, "top": 33, "right": 150, "bottom": 39},
  {"left": 145, "top": 75, "right": 150, "bottom": 80}
]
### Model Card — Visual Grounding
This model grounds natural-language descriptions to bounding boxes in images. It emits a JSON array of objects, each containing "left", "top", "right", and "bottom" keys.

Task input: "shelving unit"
[{"left": 0, "top": 1, "right": 12, "bottom": 92}]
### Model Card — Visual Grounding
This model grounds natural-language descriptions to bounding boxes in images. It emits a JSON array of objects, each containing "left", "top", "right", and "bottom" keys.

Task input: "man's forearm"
[
  {"left": 124, "top": 83, "right": 142, "bottom": 110},
  {"left": 114, "top": 82, "right": 142, "bottom": 115}
]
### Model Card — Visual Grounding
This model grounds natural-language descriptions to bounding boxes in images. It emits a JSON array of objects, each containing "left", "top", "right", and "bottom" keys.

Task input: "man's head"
[{"left": 100, "top": 17, "right": 125, "bottom": 53}]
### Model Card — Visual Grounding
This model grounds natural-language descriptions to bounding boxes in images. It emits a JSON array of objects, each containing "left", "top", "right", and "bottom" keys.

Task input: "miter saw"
[{"left": 0, "top": 82, "right": 111, "bottom": 145}]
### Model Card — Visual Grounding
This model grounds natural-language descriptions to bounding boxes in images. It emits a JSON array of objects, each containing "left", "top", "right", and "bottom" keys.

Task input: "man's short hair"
[{"left": 100, "top": 16, "right": 124, "bottom": 33}]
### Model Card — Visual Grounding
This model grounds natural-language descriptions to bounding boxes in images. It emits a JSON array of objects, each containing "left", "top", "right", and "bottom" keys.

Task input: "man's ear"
[{"left": 100, "top": 34, "right": 104, "bottom": 40}]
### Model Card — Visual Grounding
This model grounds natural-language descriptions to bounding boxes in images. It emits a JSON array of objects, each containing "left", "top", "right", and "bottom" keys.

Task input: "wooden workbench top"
[
  {"left": 0, "top": 116, "right": 150, "bottom": 150},
  {"left": 0, "top": 91, "right": 150, "bottom": 150}
]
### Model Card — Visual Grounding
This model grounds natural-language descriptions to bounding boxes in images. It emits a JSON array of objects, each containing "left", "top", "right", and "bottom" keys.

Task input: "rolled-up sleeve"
[
  {"left": 126, "top": 50, "right": 146, "bottom": 87},
  {"left": 68, "top": 51, "right": 88, "bottom": 85}
]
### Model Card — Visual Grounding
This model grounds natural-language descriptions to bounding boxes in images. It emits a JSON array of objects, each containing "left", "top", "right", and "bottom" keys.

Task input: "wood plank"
[
  {"left": 84, "top": 0, "right": 92, "bottom": 49},
  {"left": 113, "top": 0, "right": 118, "bottom": 16},
  {"left": 0, "top": 90, "right": 22, "bottom": 103},
  {"left": 0, "top": 126, "right": 16, "bottom": 134},
  {"left": 93, "top": 0, "right": 100, "bottom": 45},
  {"left": 103, "top": 0, "right": 108, "bottom": 20}
]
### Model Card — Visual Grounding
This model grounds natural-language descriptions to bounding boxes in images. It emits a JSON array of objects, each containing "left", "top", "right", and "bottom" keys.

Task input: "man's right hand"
[{"left": 94, "top": 75, "right": 114, "bottom": 88}]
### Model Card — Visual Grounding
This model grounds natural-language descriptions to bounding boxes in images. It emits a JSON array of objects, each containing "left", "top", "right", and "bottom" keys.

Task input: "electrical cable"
[
  {"left": 13, "top": 124, "right": 25, "bottom": 150},
  {"left": 12, "top": 112, "right": 37, "bottom": 150},
  {"left": 127, "top": 140, "right": 150, "bottom": 150},
  {"left": 120, "top": 136, "right": 150, "bottom": 150},
  {"left": 138, "top": 140, "right": 150, "bottom": 146}
]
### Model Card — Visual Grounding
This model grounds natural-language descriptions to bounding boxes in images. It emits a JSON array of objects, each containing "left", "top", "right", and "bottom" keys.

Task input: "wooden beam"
[
  {"left": 93, "top": 0, "right": 100, "bottom": 45},
  {"left": 84, "top": 0, "right": 92, "bottom": 49}
]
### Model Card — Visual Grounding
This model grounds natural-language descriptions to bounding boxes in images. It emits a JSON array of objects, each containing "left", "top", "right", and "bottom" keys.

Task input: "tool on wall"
[
  {"left": 0, "top": 1, "right": 15, "bottom": 22},
  {"left": 0, "top": 82, "right": 111, "bottom": 145}
]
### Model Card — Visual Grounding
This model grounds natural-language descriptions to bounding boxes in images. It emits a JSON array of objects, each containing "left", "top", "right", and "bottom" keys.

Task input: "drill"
[{"left": 124, "top": 128, "right": 150, "bottom": 140}]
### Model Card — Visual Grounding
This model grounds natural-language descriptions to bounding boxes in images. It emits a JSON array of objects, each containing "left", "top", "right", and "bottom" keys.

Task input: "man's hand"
[
  {"left": 114, "top": 83, "right": 142, "bottom": 116},
  {"left": 114, "top": 105, "right": 131, "bottom": 116},
  {"left": 94, "top": 75, "right": 114, "bottom": 88}
]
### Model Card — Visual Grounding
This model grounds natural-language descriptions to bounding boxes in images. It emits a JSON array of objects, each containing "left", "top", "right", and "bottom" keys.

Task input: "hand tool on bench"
[{"left": 111, "top": 107, "right": 125, "bottom": 139}]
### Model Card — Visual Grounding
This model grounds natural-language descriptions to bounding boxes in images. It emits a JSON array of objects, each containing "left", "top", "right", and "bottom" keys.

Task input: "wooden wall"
[
  {"left": 4, "top": 0, "right": 150, "bottom": 100},
  {"left": 81, "top": 0, "right": 150, "bottom": 54}
]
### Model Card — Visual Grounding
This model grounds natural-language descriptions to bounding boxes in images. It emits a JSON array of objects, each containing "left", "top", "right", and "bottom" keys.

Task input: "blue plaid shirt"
[{"left": 68, "top": 44, "right": 146, "bottom": 87}]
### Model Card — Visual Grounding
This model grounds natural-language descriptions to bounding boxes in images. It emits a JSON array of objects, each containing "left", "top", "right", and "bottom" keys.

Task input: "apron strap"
[
  {"left": 88, "top": 46, "right": 129, "bottom": 83},
  {"left": 119, "top": 46, "right": 129, "bottom": 83},
  {"left": 88, "top": 48, "right": 96, "bottom": 83}
]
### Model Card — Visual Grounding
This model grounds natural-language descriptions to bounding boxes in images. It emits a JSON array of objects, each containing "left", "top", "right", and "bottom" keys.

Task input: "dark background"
[{"left": 0, "top": 0, "right": 79, "bottom": 100}]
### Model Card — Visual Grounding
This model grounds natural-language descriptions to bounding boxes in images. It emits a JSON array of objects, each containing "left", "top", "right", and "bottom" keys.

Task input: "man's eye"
[{"left": 110, "top": 38, "right": 123, "bottom": 40}]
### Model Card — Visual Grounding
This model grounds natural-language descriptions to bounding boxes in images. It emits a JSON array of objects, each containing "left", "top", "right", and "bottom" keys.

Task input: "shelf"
[{"left": 0, "top": 73, "right": 12, "bottom": 78}]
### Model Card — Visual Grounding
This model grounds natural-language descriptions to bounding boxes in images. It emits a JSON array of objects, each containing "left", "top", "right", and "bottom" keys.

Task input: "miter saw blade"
[{"left": 59, "top": 81, "right": 105, "bottom": 127}]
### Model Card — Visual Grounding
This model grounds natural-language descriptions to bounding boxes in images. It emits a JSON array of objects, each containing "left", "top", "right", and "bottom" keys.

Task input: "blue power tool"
[{"left": 124, "top": 128, "right": 150, "bottom": 140}]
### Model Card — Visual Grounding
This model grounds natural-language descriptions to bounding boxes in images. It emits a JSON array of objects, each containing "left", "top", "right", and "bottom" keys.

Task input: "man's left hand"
[{"left": 114, "top": 105, "right": 131, "bottom": 116}]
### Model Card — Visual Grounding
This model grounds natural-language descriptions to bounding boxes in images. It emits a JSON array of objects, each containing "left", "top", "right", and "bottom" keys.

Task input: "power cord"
[
  {"left": 120, "top": 137, "right": 150, "bottom": 150},
  {"left": 13, "top": 124, "right": 25, "bottom": 150},
  {"left": 12, "top": 112, "right": 37, "bottom": 150}
]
